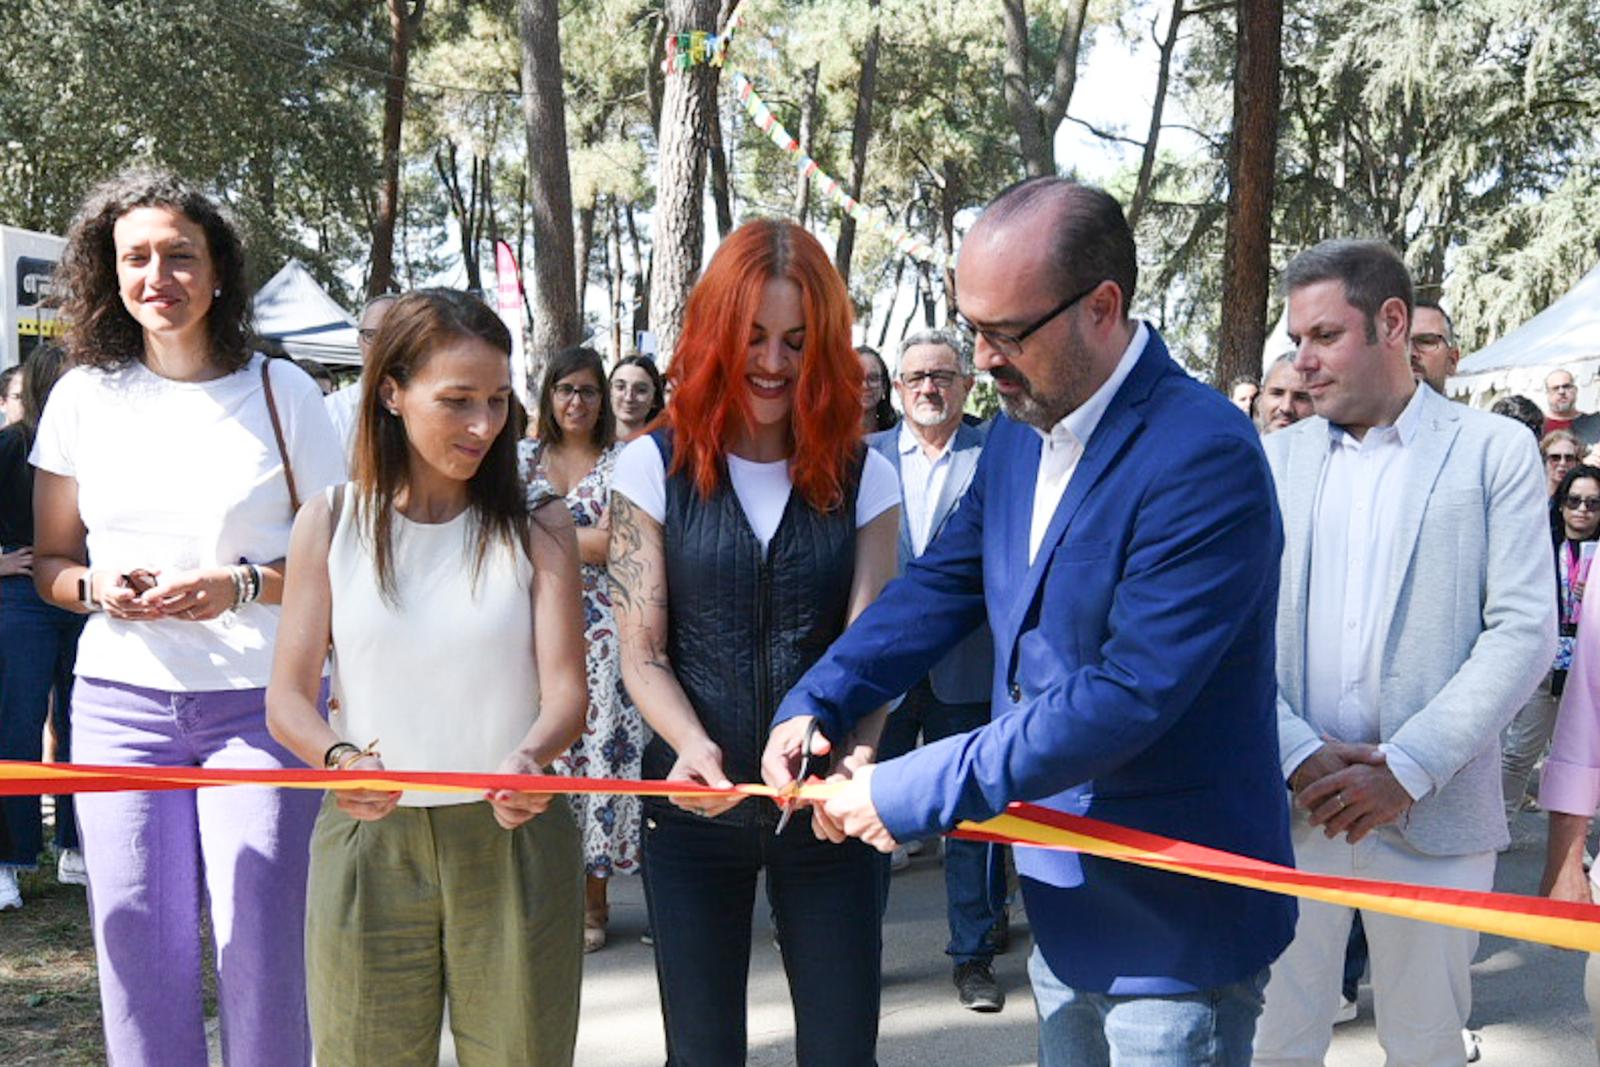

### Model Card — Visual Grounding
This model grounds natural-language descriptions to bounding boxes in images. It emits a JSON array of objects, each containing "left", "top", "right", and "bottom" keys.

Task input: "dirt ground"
[{"left": 0, "top": 857, "right": 102, "bottom": 1065}]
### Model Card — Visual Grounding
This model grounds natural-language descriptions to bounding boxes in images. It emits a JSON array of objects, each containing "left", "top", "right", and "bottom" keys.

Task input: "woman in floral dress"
[{"left": 519, "top": 345, "right": 642, "bottom": 952}]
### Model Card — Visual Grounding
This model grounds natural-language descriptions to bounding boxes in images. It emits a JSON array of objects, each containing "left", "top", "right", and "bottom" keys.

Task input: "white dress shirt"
[
  {"left": 897, "top": 421, "right": 956, "bottom": 554},
  {"left": 1292, "top": 383, "right": 1433, "bottom": 800},
  {"left": 1029, "top": 321, "right": 1148, "bottom": 563}
]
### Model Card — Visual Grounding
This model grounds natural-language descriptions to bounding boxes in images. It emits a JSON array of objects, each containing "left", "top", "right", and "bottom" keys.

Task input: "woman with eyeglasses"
[
  {"left": 858, "top": 346, "right": 897, "bottom": 434},
  {"left": 1504, "top": 463, "right": 1600, "bottom": 818},
  {"left": 608, "top": 354, "right": 664, "bottom": 440},
  {"left": 519, "top": 345, "right": 641, "bottom": 952},
  {"left": 1543, "top": 429, "right": 1582, "bottom": 500}
]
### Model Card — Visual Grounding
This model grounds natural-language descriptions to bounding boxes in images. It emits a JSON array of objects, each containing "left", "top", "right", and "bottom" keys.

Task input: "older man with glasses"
[
  {"left": 325, "top": 292, "right": 400, "bottom": 460},
  {"left": 867, "top": 328, "right": 1010, "bottom": 1012}
]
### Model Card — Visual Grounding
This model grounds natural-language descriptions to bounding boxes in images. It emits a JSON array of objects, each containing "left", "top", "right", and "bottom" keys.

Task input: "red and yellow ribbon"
[{"left": 4, "top": 760, "right": 1597, "bottom": 953}]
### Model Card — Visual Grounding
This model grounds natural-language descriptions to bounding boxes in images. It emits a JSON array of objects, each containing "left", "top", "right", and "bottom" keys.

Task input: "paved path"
[{"left": 436, "top": 807, "right": 1595, "bottom": 1065}]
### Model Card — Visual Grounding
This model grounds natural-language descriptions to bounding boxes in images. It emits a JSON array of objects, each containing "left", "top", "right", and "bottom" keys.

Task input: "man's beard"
[{"left": 908, "top": 398, "right": 949, "bottom": 427}]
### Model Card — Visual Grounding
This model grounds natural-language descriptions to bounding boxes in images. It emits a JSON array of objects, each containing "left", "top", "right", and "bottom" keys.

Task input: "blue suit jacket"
[
  {"left": 866, "top": 421, "right": 993, "bottom": 705},
  {"left": 776, "top": 329, "right": 1296, "bottom": 993}
]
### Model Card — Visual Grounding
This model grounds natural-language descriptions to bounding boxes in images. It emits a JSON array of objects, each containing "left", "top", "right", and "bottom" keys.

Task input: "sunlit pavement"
[{"left": 435, "top": 808, "right": 1593, "bottom": 1066}]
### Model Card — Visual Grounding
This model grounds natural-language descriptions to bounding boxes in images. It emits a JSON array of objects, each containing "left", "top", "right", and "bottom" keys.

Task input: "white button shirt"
[
  {"left": 1292, "top": 383, "right": 1433, "bottom": 800},
  {"left": 1029, "top": 322, "right": 1148, "bottom": 563},
  {"left": 897, "top": 421, "right": 956, "bottom": 554}
]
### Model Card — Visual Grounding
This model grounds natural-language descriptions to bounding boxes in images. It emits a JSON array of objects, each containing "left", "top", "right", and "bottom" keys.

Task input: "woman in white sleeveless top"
[{"left": 267, "top": 289, "right": 588, "bottom": 1067}]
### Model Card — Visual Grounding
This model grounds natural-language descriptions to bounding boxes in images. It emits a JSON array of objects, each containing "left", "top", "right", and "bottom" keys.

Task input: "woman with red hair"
[{"left": 609, "top": 218, "right": 899, "bottom": 1064}]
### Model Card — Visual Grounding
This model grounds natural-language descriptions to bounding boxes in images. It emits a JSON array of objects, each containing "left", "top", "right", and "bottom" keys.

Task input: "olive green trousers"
[{"left": 305, "top": 795, "right": 583, "bottom": 1067}]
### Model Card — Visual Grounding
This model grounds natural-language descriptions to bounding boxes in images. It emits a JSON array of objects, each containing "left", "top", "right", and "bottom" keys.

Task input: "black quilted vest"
[{"left": 643, "top": 430, "right": 860, "bottom": 828}]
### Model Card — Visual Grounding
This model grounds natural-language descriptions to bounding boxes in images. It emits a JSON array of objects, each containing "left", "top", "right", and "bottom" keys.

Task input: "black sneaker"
[{"left": 953, "top": 960, "right": 1004, "bottom": 1013}]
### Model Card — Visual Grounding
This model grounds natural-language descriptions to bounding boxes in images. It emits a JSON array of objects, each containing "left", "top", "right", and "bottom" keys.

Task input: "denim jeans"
[
  {"left": 641, "top": 800, "right": 883, "bottom": 1067},
  {"left": 0, "top": 573, "right": 86, "bottom": 866},
  {"left": 877, "top": 679, "right": 1007, "bottom": 963},
  {"left": 1029, "top": 946, "right": 1269, "bottom": 1067}
]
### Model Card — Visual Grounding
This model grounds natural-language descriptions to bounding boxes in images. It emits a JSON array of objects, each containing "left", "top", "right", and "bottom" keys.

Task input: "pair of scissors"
[{"left": 773, "top": 719, "right": 821, "bottom": 835}]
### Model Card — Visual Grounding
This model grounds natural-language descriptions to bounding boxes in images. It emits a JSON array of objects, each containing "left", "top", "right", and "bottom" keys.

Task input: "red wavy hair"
[{"left": 665, "top": 219, "right": 862, "bottom": 511}]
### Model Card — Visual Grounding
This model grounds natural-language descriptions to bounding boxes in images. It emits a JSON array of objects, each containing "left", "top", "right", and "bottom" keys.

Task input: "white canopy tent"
[
  {"left": 252, "top": 259, "right": 361, "bottom": 366},
  {"left": 1449, "top": 261, "right": 1600, "bottom": 409}
]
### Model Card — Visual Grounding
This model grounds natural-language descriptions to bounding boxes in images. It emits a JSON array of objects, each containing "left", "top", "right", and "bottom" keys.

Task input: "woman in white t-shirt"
[
  {"left": 30, "top": 169, "right": 344, "bottom": 1065},
  {"left": 608, "top": 219, "right": 899, "bottom": 1065},
  {"left": 267, "top": 289, "right": 588, "bottom": 1066}
]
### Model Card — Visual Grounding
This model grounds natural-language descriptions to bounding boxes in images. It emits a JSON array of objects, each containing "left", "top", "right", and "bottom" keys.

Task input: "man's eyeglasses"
[
  {"left": 898, "top": 370, "right": 960, "bottom": 390},
  {"left": 1563, "top": 495, "right": 1600, "bottom": 511},
  {"left": 954, "top": 279, "right": 1104, "bottom": 360},
  {"left": 554, "top": 383, "right": 601, "bottom": 404},
  {"left": 1548, "top": 452, "right": 1581, "bottom": 466},
  {"left": 1410, "top": 333, "right": 1450, "bottom": 352}
]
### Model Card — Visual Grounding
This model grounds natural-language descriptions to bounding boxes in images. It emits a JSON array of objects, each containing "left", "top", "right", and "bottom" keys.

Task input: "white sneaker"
[
  {"left": 0, "top": 868, "right": 21, "bottom": 911},
  {"left": 57, "top": 848, "right": 88, "bottom": 886},
  {"left": 1333, "top": 996, "right": 1358, "bottom": 1025},
  {"left": 1463, "top": 1029, "right": 1482, "bottom": 1063}
]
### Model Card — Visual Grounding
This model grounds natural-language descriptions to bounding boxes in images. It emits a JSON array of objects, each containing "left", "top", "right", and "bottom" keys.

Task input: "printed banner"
[{"left": 3, "top": 760, "right": 1598, "bottom": 953}]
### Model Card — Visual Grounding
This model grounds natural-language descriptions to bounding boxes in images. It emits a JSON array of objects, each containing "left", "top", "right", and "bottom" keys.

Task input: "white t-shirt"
[
  {"left": 611, "top": 434, "right": 900, "bottom": 551},
  {"left": 324, "top": 380, "right": 362, "bottom": 460},
  {"left": 31, "top": 355, "right": 345, "bottom": 690}
]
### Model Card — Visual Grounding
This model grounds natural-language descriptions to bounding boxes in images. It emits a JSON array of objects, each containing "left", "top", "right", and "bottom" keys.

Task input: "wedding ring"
[{"left": 1336, "top": 791, "right": 1347, "bottom": 810}]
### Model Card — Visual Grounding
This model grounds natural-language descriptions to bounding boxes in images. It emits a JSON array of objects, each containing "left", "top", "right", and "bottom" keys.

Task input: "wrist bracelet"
[
  {"left": 323, "top": 742, "right": 361, "bottom": 769},
  {"left": 245, "top": 564, "right": 263, "bottom": 603},
  {"left": 79, "top": 569, "right": 97, "bottom": 612},
  {"left": 336, "top": 738, "right": 382, "bottom": 771}
]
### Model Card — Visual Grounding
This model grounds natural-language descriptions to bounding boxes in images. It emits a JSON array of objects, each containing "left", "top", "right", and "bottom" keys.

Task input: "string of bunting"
[
  {"left": 659, "top": 0, "right": 747, "bottom": 72},
  {"left": 729, "top": 72, "right": 949, "bottom": 268},
  {"left": 4, "top": 759, "right": 1599, "bottom": 953}
]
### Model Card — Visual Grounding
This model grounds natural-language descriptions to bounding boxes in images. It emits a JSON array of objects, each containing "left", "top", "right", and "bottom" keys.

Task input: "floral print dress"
[{"left": 518, "top": 438, "right": 641, "bottom": 878}]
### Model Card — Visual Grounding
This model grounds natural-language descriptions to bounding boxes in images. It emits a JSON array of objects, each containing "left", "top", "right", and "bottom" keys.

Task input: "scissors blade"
[{"left": 774, "top": 721, "right": 821, "bottom": 836}]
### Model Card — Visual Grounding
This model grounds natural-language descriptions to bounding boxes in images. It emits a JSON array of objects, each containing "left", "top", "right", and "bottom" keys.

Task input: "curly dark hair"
[{"left": 56, "top": 166, "right": 252, "bottom": 372}]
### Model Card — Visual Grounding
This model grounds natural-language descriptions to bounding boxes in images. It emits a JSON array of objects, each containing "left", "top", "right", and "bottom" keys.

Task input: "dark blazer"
[
  {"left": 776, "top": 329, "right": 1296, "bottom": 993},
  {"left": 866, "top": 420, "right": 993, "bottom": 704}
]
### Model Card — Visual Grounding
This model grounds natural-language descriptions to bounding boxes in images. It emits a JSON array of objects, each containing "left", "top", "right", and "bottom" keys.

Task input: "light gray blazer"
[
  {"left": 1264, "top": 386, "right": 1556, "bottom": 855},
  {"left": 868, "top": 420, "right": 994, "bottom": 705}
]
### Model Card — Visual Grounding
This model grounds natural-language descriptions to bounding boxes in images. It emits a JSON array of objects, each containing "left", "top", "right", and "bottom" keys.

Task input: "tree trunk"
[
  {"left": 1000, "top": 0, "right": 1090, "bottom": 178},
  {"left": 369, "top": 0, "right": 425, "bottom": 299},
  {"left": 609, "top": 197, "right": 626, "bottom": 358},
  {"left": 834, "top": 0, "right": 881, "bottom": 286},
  {"left": 648, "top": 0, "right": 722, "bottom": 365},
  {"left": 708, "top": 101, "right": 734, "bottom": 239},
  {"left": 1215, "top": 0, "right": 1284, "bottom": 387},
  {"left": 519, "top": 0, "right": 582, "bottom": 367},
  {"left": 1127, "top": 0, "right": 1186, "bottom": 228},
  {"left": 625, "top": 201, "right": 648, "bottom": 338},
  {"left": 575, "top": 202, "right": 596, "bottom": 320},
  {"left": 792, "top": 64, "right": 821, "bottom": 225}
]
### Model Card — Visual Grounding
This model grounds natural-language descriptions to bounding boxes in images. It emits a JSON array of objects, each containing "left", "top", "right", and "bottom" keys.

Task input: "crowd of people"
[{"left": 2, "top": 160, "right": 1600, "bottom": 1067}]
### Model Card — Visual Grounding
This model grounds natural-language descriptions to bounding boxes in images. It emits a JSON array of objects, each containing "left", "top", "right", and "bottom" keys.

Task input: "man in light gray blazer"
[
  {"left": 867, "top": 327, "right": 1008, "bottom": 1014},
  {"left": 1253, "top": 241, "right": 1556, "bottom": 1067}
]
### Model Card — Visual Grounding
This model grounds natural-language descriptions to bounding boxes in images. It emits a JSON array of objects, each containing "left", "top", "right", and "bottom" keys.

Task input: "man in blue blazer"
[
  {"left": 868, "top": 326, "right": 1008, "bottom": 1012},
  {"left": 763, "top": 178, "right": 1295, "bottom": 1064}
]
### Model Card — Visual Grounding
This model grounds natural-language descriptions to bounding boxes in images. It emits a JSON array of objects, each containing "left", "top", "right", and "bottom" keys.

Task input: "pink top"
[{"left": 1541, "top": 572, "right": 1600, "bottom": 815}]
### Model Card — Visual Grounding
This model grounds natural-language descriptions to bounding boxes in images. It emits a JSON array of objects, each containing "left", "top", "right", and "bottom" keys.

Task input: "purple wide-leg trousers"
[{"left": 71, "top": 676, "right": 321, "bottom": 1067}]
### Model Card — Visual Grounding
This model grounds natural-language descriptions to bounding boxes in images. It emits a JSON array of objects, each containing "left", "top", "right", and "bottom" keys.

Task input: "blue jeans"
[
  {"left": 878, "top": 679, "right": 1007, "bottom": 963},
  {"left": 641, "top": 800, "right": 883, "bottom": 1067},
  {"left": 1030, "top": 947, "right": 1268, "bottom": 1067},
  {"left": 0, "top": 573, "right": 86, "bottom": 866}
]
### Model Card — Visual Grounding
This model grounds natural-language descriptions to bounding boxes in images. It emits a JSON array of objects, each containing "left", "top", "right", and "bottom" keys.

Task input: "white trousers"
[{"left": 1253, "top": 813, "right": 1495, "bottom": 1067}]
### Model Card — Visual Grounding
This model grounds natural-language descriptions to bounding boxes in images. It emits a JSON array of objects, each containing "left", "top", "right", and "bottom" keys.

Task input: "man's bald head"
[{"left": 968, "top": 177, "right": 1137, "bottom": 321}]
